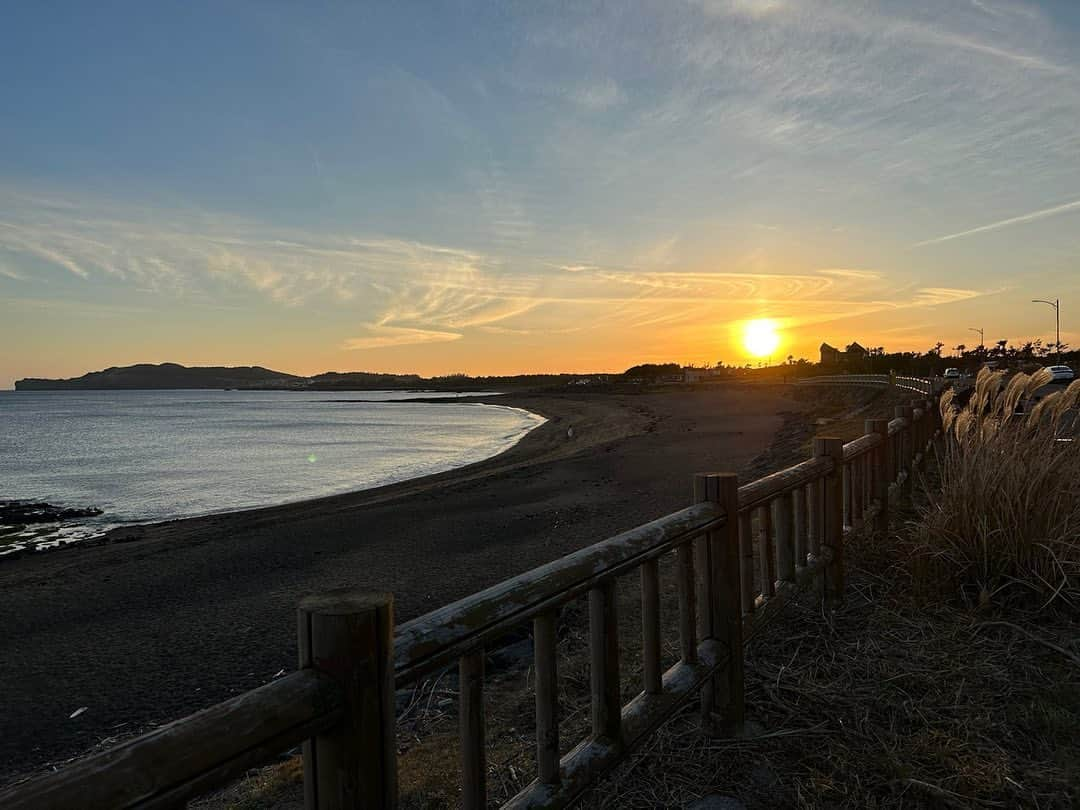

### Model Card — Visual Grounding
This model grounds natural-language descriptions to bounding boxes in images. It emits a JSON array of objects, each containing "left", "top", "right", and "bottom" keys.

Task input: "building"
[
  {"left": 820, "top": 343, "right": 842, "bottom": 365},
  {"left": 820, "top": 341, "right": 869, "bottom": 368}
]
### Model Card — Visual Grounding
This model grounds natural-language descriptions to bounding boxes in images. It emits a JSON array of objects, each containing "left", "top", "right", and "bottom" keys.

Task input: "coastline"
[
  {"left": 1, "top": 384, "right": 793, "bottom": 784},
  {"left": 0, "top": 394, "right": 553, "bottom": 558},
  {"left": 90, "top": 391, "right": 641, "bottom": 551}
]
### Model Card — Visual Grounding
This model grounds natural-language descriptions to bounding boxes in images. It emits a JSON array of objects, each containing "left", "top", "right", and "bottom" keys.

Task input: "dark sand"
[{"left": 0, "top": 385, "right": 793, "bottom": 783}]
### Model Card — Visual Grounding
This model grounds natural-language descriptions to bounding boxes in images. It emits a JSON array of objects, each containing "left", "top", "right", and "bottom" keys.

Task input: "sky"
[{"left": 3, "top": 0, "right": 1080, "bottom": 388}]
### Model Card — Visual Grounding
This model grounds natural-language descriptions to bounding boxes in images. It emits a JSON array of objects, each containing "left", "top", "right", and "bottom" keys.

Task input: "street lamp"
[
  {"left": 968, "top": 327, "right": 984, "bottom": 351},
  {"left": 1031, "top": 298, "right": 1061, "bottom": 360}
]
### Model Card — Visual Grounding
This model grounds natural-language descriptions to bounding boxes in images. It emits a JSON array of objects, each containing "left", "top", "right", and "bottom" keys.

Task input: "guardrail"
[
  {"left": 795, "top": 374, "right": 936, "bottom": 395},
  {"left": 0, "top": 398, "right": 940, "bottom": 810}
]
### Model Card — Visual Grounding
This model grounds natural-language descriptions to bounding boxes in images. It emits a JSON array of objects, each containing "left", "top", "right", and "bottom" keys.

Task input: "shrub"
[{"left": 915, "top": 367, "right": 1080, "bottom": 607}]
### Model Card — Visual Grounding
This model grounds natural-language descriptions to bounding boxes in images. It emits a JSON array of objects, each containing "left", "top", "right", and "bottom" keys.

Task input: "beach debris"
[
  {"left": 69, "top": 707, "right": 88, "bottom": 719},
  {"left": 272, "top": 668, "right": 286, "bottom": 679}
]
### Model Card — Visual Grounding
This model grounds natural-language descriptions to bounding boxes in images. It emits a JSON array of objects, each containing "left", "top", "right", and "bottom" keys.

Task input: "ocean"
[{"left": 0, "top": 390, "right": 545, "bottom": 555}]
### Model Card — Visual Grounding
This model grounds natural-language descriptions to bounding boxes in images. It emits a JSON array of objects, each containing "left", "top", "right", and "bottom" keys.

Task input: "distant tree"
[{"left": 622, "top": 362, "right": 682, "bottom": 380}]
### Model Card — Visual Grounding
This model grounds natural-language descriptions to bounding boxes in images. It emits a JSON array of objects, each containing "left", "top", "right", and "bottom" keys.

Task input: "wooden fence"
[{"left": 0, "top": 396, "right": 940, "bottom": 810}]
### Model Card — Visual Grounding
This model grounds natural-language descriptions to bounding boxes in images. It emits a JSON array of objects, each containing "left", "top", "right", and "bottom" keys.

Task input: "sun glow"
[{"left": 742, "top": 319, "right": 782, "bottom": 358}]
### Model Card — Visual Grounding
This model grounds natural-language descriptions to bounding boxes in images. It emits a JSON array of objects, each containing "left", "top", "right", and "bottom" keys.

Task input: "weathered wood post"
[
  {"left": 815, "top": 437, "right": 845, "bottom": 606},
  {"left": 851, "top": 454, "right": 864, "bottom": 530},
  {"left": 806, "top": 479, "right": 821, "bottom": 558},
  {"left": 897, "top": 405, "right": 914, "bottom": 487},
  {"left": 774, "top": 493, "right": 795, "bottom": 583},
  {"left": 738, "top": 513, "right": 755, "bottom": 615},
  {"left": 693, "top": 474, "right": 718, "bottom": 732},
  {"left": 589, "top": 580, "right": 622, "bottom": 746},
  {"left": 459, "top": 650, "right": 486, "bottom": 809},
  {"left": 640, "top": 560, "right": 662, "bottom": 696},
  {"left": 792, "top": 486, "right": 808, "bottom": 573},
  {"left": 911, "top": 399, "right": 926, "bottom": 460},
  {"left": 533, "top": 612, "right": 560, "bottom": 786},
  {"left": 841, "top": 463, "right": 852, "bottom": 529},
  {"left": 298, "top": 591, "right": 396, "bottom": 810},
  {"left": 693, "top": 473, "right": 744, "bottom": 734},
  {"left": 920, "top": 398, "right": 935, "bottom": 457},
  {"left": 866, "top": 419, "right": 889, "bottom": 533},
  {"left": 717, "top": 473, "right": 745, "bottom": 733}
]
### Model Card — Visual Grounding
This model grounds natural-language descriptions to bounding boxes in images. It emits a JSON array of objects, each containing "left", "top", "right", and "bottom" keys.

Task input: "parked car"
[
  {"left": 1044, "top": 365, "right": 1075, "bottom": 382},
  {"left": 944, "top": 368, "right": 961, "bottom": 379}
]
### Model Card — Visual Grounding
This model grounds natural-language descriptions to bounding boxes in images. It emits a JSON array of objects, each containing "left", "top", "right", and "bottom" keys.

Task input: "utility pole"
[
  {"left": 1031, "top": 298, "right": 1061, "bottom": 360},
  {"left": 968, "top": 327, "right": 984, "bottom": 352}
]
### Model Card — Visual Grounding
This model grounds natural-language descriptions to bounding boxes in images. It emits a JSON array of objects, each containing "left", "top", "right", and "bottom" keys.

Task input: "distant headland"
[{"left": 12, "top": 362, "right": 590, "bottom": 392}]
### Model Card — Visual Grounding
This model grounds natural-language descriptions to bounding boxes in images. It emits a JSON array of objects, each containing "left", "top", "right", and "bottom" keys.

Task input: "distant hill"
[
  {"left": 15, "top": 363, "right": 305, "bottom": 391},
  {"left": 15, "top": 364, "right": 596, "bottom": 392},
  {"left": 306, "top": 371, "right": 427, "bottom": 390}
]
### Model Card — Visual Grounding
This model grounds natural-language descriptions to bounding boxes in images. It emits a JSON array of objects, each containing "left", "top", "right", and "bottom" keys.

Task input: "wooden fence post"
[
  {"left": 693, "top": 473, "right": 719, "bottom": 733},
  {"left": 920, "top": 398, "right": 935, "bottom": 456},
  {"left": 589, "top": 581, "right": 622, "bottom": 746},
  {"left": 898, "top": 406, "right": 914, "bottom": 485},
  {"left": 910, "top": 399, "right": 925, "bottom": 458},
  {"left": 459, "top": 650, "right": 486, "bottom": 809},
  {"left": 298, "top": 591, "right": 396, "bottom": 810},
  {"left": 815, "top": 438, "right": 845, "bottom": 606},
  {"left": 717, "top": 474, "right": 744, "bottom": 733},
  {"left": 533, "top": 612, "right": 560, "bottom": 786},
  {"left": 866, "top": 419, "right": 889, "bottom": 533},
  {"left": 693, "top": 473, "right": 744, "bottom": 734}
]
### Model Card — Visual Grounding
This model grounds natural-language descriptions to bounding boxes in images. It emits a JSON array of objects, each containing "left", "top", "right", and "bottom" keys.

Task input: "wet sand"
[{"left": 0, "top": 385, "right": 792, "bottom": 783}]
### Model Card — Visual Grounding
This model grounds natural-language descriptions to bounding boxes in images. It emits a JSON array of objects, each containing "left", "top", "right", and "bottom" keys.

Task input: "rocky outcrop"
[{"left": 0, "top": 501, "right": 104, "bottom": 525}]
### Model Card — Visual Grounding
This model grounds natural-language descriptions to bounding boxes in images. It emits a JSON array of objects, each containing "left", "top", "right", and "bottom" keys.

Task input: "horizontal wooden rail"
[
  {"left": 735, "top": 456, "right": 832, "bottom": 513},
  {"left": 395, "top": 502, "right": 723, "bottom": 682},
  {"left": 842, "top": 432, "right": 882, "bottom": 461},
  {"left": 0, "top": 671, "right": 342, "bottom": 810}
]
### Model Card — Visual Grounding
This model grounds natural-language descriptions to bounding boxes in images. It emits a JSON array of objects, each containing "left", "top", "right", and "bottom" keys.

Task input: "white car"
[
  {"left": 1044, "top": 365, "right": 1075, "bottom": 382},
  {"left": 944, "top": 368, "right": 961, "bottom": 379}
]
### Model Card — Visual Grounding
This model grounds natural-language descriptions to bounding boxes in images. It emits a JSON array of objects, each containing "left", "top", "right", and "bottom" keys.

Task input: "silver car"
[{"left": 1044, "top": 365, "right": 1075, "bottom": 382}]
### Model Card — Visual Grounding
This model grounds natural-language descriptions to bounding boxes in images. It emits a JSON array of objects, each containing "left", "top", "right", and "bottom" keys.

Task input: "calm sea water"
[{"left": 0, "top": 390, "right": 544, "bottom": 554}]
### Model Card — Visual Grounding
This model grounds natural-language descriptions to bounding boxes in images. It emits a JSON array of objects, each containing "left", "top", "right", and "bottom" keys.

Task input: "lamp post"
[
  {"left": 968, "top": 327, "right": 984, "bottom": 351},
  {"left": 1031, "top": 298, "right": 1061, "bottom": 360}
]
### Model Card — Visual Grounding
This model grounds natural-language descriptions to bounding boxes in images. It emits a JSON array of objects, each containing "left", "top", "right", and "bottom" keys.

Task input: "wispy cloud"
[
  {"left": 343, "top": 326, "right": 462, "bottom": 350},
  {"left": 912, "top": 198, "right": 1080, "bottom": 247},
  {"left": 817, "top": 268, "right": 883, "bottom": 280}
]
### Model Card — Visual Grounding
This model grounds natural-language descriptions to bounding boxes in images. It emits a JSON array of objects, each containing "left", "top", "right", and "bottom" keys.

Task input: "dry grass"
[{"left": 914, "top": 368, "right": 1080, "bottom": 607}]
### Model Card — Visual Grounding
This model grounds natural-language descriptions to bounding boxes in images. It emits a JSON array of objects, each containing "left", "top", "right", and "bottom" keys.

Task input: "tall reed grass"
[{"left": 916, "top": 367, "right": 1080, "bottom": 607}]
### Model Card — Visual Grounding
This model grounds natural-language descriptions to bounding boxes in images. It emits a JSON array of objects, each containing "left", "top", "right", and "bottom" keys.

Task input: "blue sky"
[{"left": 3, "top": 0, "right": 1080, "bottom": 386}]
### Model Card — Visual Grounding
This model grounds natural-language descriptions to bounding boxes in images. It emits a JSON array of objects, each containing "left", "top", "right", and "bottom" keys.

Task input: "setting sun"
[{"left": 742, "top": 319, "right": 782, "bottom": 358}]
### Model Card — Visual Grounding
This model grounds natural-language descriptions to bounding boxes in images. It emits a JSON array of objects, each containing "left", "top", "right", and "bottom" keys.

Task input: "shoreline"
[
  {"left": 92, "top": 391, "right": 638, "bottom": 551},
  {"left": 0, "top": 395, "right": 557, "bottom": 559},
  {"left": 1, "top": 385, "right": 793, "bottom": 784}
]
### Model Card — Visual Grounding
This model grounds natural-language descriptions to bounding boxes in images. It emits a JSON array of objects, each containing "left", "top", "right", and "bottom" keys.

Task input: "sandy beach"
[{"left": 0, "top": 384, "right": 796, "bottom": 783}]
